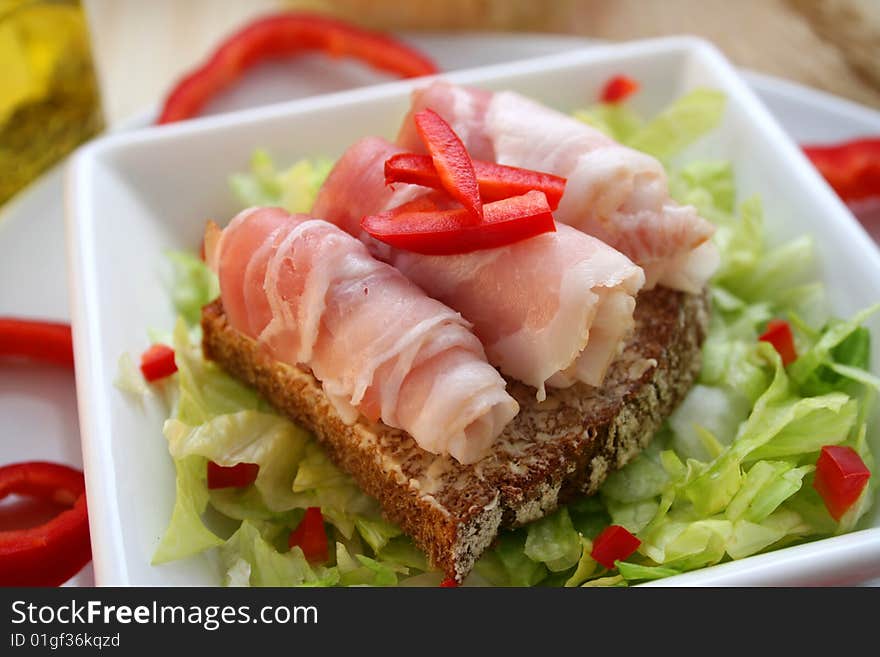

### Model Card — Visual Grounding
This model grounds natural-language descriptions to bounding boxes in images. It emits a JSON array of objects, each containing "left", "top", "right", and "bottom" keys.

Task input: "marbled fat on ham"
[
  {"left": 398, "top": 81, "right": 719, "bottom": 293},
  {"left": 207, "top": 207, "right": 519, "bottom": 464},
  {"left": 312, "top": 138, "right": 645, "bottom": 399}
]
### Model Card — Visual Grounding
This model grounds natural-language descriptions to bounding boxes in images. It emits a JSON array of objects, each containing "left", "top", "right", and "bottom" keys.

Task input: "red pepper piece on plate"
[
  {"left": 288, "top": 506, "right": 329, "bottom": 564},
  {"left": 384, "top": 153, "right": 567, "bottom": 210},
  {"left": 758, "top": 319, "right": 797, "bottom": 366},
  {"left": 600, "top": 75, "right": 640, "bottom": 104},
  {"left": 0, "top": 461, "right": 91, "bottom": 586},
  {"left": 803, "top": 138, "right": 880, "bottom": 203},
  {"left": 157, "top": 12, "right": 438, "bottom": 124},
  {"left": 813, "top": 445, "right": 871, "bottom": 521},
  {"left": 361, "top": 189, "right": 556, "bottom": 255},
  {"left": 413, "top": 108, "right": 483, "bottom": 221},
  {"left": 439, "top": 576, "right": 459, "bottom": 587},
  {"left": 591, "top": 525, "right": 641, "bottom": 569},
  {"left": 0, "top": 318, "right": 74, "bottom": 368},
  {"left": 140, "top": 344, "right": 178, "bottom": 382},
  {"left": 206, "top": 461, "right": 260, "bottom": 490}
]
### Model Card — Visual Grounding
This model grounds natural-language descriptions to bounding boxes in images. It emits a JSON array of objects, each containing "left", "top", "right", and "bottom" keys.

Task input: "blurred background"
[{"left": 84, "top": 0, "right": 880, "bottom": 124}]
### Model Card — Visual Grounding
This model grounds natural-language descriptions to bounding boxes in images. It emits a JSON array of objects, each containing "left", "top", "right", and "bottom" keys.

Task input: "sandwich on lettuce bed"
[{"left": 118, "top": 42, "right": 877, "bottom": 586}]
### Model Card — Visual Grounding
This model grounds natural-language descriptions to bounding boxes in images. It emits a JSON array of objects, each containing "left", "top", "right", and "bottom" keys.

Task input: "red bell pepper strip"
[
  {"left": 361, "top": 190, "right": 556, "bottom": 255},
  {"left": 0, "top": 461, "right": 91, "bottom": 586},
  {"left": 591, "top": 525, "right": 641, "bottom": 569},
  {"left": 157, "top": 12, "right": 438, "bottom": 124},
  {"left": 759, "top": 319, "right": 797, "bottom": 366},
  {"left": 600, "top": 75, "right": 640, "bottom": 104},
  {"left": 413, "top": 109, "right": 483, "bottom": 221},
  {"left": 813, "top": 445, "right": 871, "bottom": 521},
  {"left": 288, "top": 506, "right": 329, "bottom": 563},
  {"left": 0, "top": 318, "right": 74, "bottom": 368},
  {"left": 206, "top": 461, "right": 260, "bottom": 489},
  {"left": 384, "top": 153, "right": 567, "bottom": 210},
  {"left": 803, "top": 138, "right": 880, "bottom": 203},
  {"left": 439, "top": 576, "right": 459, "bottom": 587},
  {"left": 140, "top": 344, "right": 178, "bottom": 382}
]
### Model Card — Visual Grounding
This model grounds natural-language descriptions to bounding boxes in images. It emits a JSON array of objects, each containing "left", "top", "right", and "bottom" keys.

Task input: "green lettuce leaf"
[
  {"left": 617, "top": 561, "right": 681, "bottom": 582},
  {"left": 726, "top": 509, "right": 811, "bottom": 560},
  {"left": 640, "top": 519, "right": 732, "bottom": 570},
  {"left": 290, "top": 442, "right": 381, "bottom": 535},
  {"left": 164, "top": 251, "right": 219, "bottom": 327},
  {"left": 152, "top": 455, "right": 223, "bottom": 564},
  {"left": 601, "top": 442, "right": 670, "bottom": 503},
  {"left": 493, "top": 532, "right": 547, "bottom": 587},
  {"left": 670, "top": 159, "right": 735, "bottom": 216},
  {"left": 684, "top": 347, "right": 856, "bottom": 513},
  {"left": 626, "top": 88, "right": 726, "bottom": 160},
  {"left": 335, "top": 543, "right": 399, "bottom": 587},
  {"left": 567, "top": 494, "right": 613, "bottom": 539},
  {"left": 230, "top": 150, "right": 333, "bottom": 214},
  {"left": 581, "top": 575, "right": 626, "bottom": 587},
  {"left": 354, "top": 517, "right": 403, "bottom": 554},
  {"left": 172, "top": 319, "right": 265, "bottom": 425},
  {"left": 790, "top": 305, "right": 880, "bottom": 394},
  {"left": 523, "top": 507, "right": 582, "bottom": 572},
  {"left": 114, "top": 352, "right": 151, "bottom": 397},
  {"left": 377, "top": 536, "right": 429, "bottom": 572},
  {"left": 573, "top": 103, "right": 645, "bottom": 143},
  {"left": 564, "top": 538, "right": 598, "bottom": 587},
  {"left": 165, "top": 410, "right": 310, "bottom": 512},
  {"left": 220, "top": 521, "right": 338, "bottom": 587},
  {"left": 669, "top": 384, "right": 751, "bottom": 461}
]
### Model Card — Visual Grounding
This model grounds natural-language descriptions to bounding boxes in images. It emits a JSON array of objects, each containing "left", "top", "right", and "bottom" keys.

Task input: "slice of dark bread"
[{"left": 201, "top": 287, "right": 709, "bottom": 581}]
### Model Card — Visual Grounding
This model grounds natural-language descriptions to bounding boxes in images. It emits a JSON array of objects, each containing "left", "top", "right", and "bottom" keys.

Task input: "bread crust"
[{"left": 201, "top": 287, "right": 709, "bottom": 580}]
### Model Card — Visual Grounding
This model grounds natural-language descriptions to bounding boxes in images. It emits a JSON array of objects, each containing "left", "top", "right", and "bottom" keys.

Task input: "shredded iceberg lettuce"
[
  {"left": 230, "top": 150, "right": 333, "bottom": 214},
  {"left": 145, "top": 314, "right": 424, "bottom": 584},
  {"left": 163, "top": 251, "right": 220, "bottom": 327},
  {"left": 134, "top": 86, "right": 877, "bottom": 587}
]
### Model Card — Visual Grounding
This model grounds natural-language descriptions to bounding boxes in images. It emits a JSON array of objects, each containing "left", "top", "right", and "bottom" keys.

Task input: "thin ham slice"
[
  {"left": 312, "top": 137, "right": 645, "bottom": 399},
  {"left": 207, "top": 207, "right": 518, "bottom": 464},
  {"left": 398, "top": 81, "right": 719, "bottom": 293}
]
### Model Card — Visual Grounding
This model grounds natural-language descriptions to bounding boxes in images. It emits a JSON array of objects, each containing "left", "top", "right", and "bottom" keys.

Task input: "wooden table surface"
[{"left": 85, "top": 0, "right": 880, "bottom": 125}]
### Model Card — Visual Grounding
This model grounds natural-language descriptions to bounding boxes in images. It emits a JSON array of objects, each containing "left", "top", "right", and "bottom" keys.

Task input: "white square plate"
[{"left": 67, "top": 36, "right": 880, "bottom": 586}]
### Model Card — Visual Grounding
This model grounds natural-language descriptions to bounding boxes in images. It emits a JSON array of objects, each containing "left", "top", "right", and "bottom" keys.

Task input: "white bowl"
[{"left": 66, "top": 36, "right": 880, "bottom": 586}]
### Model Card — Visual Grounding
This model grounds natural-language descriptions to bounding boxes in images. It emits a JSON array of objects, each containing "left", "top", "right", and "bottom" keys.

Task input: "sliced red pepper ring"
[
  {"left": 0, "top": 318, "right": 74, "bottom": 368},
  {"left": 813, "top": 445, "right": 871, "bottom": 521},
  {"left": 413, "top": 108, "right": 483, "bottom": 221},
  {"left": 802, "top": 138, "right": 880, "bottom": 203},
  {"left": 288, "top": 506, "right": 329, "bottom": 564},
  {"left": 384, "top": 153, "right": 567, "bottom": 210},
  {"left": 591, "top": 524, "right": 641, "bottom": 569},
  {"left": 206, "top": 461, "right": 260, "bottom": 489},
  {"left": 758, "top": 319, "right": 797, "bottom": 366},
  {"left": 157, "top": 12, "right": 438, "bottom": 124},
  {"left": 0, "top": 461, "right": 91, "bottom": 587},
  {"left": 439, "top": 576, "right": 459, "bottom": 587},
  {"left": 600, "top": 75, "right": 640, "bottom": 104},
  {"left": 361, "top": 190, "right": 556, "bottom": 255},
  {"left": 140, "top": 344, "right": 178, "bottom": 382}
]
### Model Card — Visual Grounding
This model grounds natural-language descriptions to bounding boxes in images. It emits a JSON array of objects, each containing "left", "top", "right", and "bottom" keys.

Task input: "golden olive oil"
[{"left": 0, "top": 0, "right": 103, "bottom": 205}]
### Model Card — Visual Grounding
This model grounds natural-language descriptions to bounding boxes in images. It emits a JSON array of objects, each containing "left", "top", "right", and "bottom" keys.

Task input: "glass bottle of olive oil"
[{"left": 0, "top": 0, "right": 103, "bottom": 206}]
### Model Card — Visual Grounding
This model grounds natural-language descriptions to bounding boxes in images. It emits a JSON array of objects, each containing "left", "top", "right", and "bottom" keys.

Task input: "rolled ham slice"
[
  {"left": 207, "top": 207, "right": 518, "bottom": 464},
  {"left": 398, "top": 81, "right": 719, "bottom": 294},
  {"left": 312, "top": 137, "right": 645, "bottom": 399}
]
